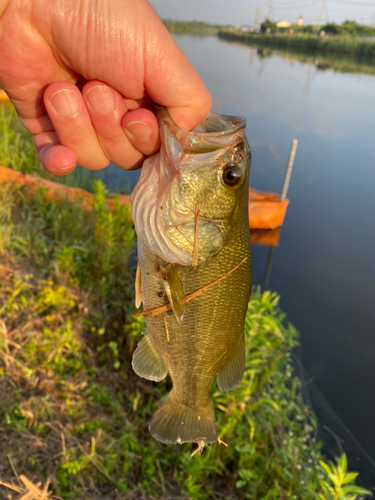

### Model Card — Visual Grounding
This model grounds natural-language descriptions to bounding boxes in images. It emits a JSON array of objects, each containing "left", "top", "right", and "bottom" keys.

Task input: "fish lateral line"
[
  {"left": 192, "top": 201, "right": 201, "bottom": 267},
  {"left": 135, "top": 256, "right": 248, "bottom": 319}
]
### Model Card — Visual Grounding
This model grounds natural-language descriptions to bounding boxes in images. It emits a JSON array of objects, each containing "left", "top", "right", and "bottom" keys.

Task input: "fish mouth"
[{"left": 157, "top": 106, "right": 247, "bottom": 157}]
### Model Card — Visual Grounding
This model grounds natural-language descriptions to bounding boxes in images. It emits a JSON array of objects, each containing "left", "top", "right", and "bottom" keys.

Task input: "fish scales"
[{"left": 131, "top": 107, "right": 252, "bottom": 445}]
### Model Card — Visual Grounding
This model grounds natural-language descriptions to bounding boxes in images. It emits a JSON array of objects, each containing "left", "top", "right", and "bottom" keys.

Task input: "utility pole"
[{"left": 266, "top": 0, "right": 274, "bottom": 22}]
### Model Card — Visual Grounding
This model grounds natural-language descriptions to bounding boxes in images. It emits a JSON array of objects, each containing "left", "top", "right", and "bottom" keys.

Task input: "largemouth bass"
[{"left": 130, "top": 107, "right": 252, "bottom": 445}]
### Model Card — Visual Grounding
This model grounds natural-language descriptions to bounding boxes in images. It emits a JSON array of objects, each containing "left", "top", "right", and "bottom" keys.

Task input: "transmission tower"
[
  {"left": 318, "top": 0, "right": 329, "bottom": 27},
  {"left": 255, "top": 6, "right": 261, "bottom": 30},
  {"left": 266, "top": 0, "right": 275, "bottom": 22}
]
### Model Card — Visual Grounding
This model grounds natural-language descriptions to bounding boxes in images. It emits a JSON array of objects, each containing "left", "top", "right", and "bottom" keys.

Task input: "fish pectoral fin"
[
  {"left": 159, "top": 263, "right": 186, "bottom": 325},
  {"left": 132, "top": 333, "right": 168, "bottom": 382},
  {"left": 216, "top": 338, "right": 245, "bottom": 392},
  {"left": 135, "top": 260, "right": 142, "bottom": 309}
]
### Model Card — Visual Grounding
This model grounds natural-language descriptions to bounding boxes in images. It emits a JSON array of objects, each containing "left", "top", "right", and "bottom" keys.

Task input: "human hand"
[{"left": 0, "top": 0, "right": 212, "bottom": 175}]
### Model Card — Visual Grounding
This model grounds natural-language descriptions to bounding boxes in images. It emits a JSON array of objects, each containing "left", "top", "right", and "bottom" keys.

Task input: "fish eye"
[{"left": 222, "top": 163, "right": 242, "bottom": 187}]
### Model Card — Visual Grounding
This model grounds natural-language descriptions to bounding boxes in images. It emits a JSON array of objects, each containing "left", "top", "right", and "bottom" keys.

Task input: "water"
[{"left": 92, "top": 35, "right": 375, "bottom": 467}]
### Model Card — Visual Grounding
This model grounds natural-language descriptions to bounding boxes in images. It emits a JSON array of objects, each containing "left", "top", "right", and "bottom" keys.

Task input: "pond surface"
[{"left": 100, "top": 35, "right": 375, "bottom": 465}]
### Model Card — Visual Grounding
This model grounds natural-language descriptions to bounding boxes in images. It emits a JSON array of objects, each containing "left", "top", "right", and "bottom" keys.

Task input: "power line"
[
  {"left": 273, "top": 0, "right": 375, "bottom": 5},
  {"left": 330, "top": 0, "right": 375, "bottom": 4},
  {"left": 273, "top": 0, "right": 323, "bottom": 6}
]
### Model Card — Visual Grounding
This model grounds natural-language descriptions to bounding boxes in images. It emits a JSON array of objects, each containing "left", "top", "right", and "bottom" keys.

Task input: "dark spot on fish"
[
  {"left": 157, "top": 291, "right": 166, "bottom": 298},
  {"left": 163, "top": 275, "right": 168, "bottom": 280},
  {"left": 175, "top": 361, "right": 178, "bottom": 366},
  {"left": 160, "top": 205, "right": 163, "bottom": 210}
]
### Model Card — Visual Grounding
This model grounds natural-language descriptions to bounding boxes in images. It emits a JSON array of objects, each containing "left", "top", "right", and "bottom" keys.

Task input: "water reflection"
[{"left": 241, "top": 42, "right": 375, "bottom": 78}]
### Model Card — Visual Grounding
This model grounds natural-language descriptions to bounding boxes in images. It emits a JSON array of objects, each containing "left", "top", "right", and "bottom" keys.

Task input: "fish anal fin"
[
  {"left": 216, "top": 338, "right": 245, "bottom": 392},
  {"left": 149, "top": 395, "right": 218, "bottom": 445},
  {"left": 159, "top": 263, "right": 186, "bottom": 324},
  {"left": 132, "top": 333, "right": 168, "bottom": 382},
  {"left": 135, "top": 260, "right": 142, "bottom": 309}
]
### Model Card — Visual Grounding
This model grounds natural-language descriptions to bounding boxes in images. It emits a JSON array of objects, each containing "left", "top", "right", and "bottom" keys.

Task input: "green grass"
[
  {"left": 163, "top": 21, "right": 222, "bottom": 35},
  {"left": 0, "top": 101, "right": 371, "bottom": 500},
  {"left": 0, "top": 105, "right": 130, "bottom": 194},
  {"left": 218, "top": 31, "right": 375, "bottom": 60}
]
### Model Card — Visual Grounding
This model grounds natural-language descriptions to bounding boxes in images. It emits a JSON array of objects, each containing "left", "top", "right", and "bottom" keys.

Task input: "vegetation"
[
  {"left": 0, "top": 105, "right": 130, "bottom": 194},
  {"left": 163, "top": 21, "right": 222, "bottom": 35},
  {"left": 218, "top": 29, "right": 375, "bottom": 60},
  {"left": 0, "top": 104, "right": 372, "bottom": 499},
  {"left": 320, "top": 20, "right": 375, "bottom": 38}
]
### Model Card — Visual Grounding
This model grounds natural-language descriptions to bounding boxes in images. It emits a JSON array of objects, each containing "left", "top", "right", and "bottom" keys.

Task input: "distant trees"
[
  {"left": 321, "top": 20, "right": 375, "bottom": 37},
  {"left": 261, "top": 19, "right": 277, "bottom": 33}
]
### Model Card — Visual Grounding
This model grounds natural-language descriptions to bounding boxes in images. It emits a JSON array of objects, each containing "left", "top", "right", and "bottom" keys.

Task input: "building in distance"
[
  {"left": 297, "top": 15, "right": 304, "bottom": 26},
  {"left": 276, "top": 20, "right": 291, "bottom": 28}
]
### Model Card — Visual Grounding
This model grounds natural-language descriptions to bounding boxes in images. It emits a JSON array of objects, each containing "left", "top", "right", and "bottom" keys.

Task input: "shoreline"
[{"left": 218, "top": 31, "right": 375, "bottom": 59}]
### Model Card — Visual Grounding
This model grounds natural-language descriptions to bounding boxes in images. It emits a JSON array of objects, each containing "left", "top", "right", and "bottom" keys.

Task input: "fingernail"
[
  {"left": 59, "top": 165, "right": 76, "bottom": 172},
  {"left": 125, "top": 121, "right": 152, "bottom": 140},
  {"left": 85, "top": 86, "right": 115, "bottom": 114},
  {"left": 50, "top": 90, "right": 79, "bottom": 116}
]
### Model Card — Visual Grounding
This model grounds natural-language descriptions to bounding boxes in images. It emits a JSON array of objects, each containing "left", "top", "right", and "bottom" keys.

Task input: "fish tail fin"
[{"left": 149, "top": 393, "right": 218, "bottom": 445}]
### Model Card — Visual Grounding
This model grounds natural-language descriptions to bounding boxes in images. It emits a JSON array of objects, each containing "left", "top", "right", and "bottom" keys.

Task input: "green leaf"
[
  {"left": 319, "top": 461, "right": 331, "bottom": 476},
  {"left": 341, "top": 485, "right": 372, "bottom": 495},
  {"left": 341, "top": 472, "right": 359, "bottom": 484},
  {"left": 236, "top": 480, "right": 247, "bottom": 489},
  {"left": 340, "top": 453, "right": 348, "bottom": 475}
]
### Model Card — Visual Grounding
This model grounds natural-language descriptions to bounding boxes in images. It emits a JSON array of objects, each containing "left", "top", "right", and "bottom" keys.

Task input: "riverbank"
[
  {"left": 218, "top": 31, "right": 375, "bottom": 59},
  {"left": 163, "top": 20, "right": 221, "bottom": 35}
]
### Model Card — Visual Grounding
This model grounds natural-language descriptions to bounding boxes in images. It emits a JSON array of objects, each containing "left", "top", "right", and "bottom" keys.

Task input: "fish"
[{"left": 130, "top": 106, "right": 252, "bottom": 446}]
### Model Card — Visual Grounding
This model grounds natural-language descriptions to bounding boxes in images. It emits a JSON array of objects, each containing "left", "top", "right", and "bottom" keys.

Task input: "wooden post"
[{"left": 281, "top": 139, "right": 298, "bottom": 202}]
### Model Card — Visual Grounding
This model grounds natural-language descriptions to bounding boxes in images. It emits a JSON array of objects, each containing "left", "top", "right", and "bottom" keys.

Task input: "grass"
[
  {"left": 0, "top": 105, "right": 130, "bottom": 194},
  {"left": 163, "top": 21, "right": 222, "bottom": 35},
  {"left": 0, "top": 102, "right": 371, "bottom": 499},
  {"left": 218, "top": 31, "right": 375, "bottom": 60}
]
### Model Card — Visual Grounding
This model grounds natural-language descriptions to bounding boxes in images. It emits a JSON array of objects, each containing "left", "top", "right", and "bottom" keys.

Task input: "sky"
[{"left": 151, "top": 0, "right": 375, "bottom": 27}]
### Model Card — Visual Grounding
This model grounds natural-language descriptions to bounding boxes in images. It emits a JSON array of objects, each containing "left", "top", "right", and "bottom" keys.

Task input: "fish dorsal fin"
[
  {"left": 132, "top": 333, "right": 168, "bottom": 382},
  {"left": 135, "top": 260, "right": 142, "bottom": 309},
  {"left": 159, "top": 263, "right": 186, "bottom": 325},
  {"left": 216, "top": 338, "right": 245, "bottom": 392}
]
